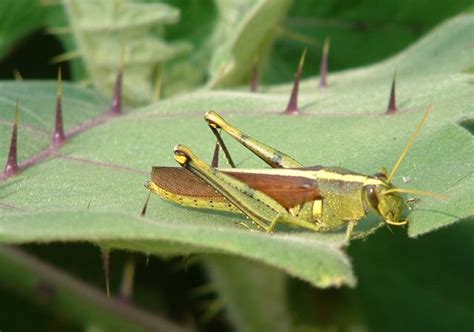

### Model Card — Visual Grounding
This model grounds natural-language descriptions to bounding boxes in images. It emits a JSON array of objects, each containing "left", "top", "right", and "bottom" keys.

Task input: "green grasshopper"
[{"left": 146, "top": 107, "right": 434, "bottom": 241}]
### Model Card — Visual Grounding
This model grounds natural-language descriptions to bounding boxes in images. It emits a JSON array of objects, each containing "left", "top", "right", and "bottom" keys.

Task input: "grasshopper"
[{"left": 146, "top": 107, "right": 434, "bottom": 241}]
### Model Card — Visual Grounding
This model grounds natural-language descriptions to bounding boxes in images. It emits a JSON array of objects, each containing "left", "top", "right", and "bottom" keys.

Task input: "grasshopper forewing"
[{"left": 146, "top": 107, "right": 434, "bottom": 241}]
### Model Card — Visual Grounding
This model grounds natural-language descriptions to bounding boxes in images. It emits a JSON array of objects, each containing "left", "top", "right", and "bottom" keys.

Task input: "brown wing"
[
  {"left": 224, "top": 171, "right": 321, "bottom": 209},
  {"left": 151, "top": 167, "right": 321, "bottom": 209},
  {"left": 151, "top": 167, "right": 225, "bottom": 201}
]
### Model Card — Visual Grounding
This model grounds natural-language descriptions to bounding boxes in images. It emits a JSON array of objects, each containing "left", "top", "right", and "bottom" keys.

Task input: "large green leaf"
[{"left": 1, "top": 15, "right": 473, "bottom": 291}]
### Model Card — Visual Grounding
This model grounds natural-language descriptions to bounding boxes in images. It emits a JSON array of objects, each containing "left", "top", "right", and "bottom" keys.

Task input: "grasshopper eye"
[{"left": 363, "top": 185, "right": 379, "bottom": 209}]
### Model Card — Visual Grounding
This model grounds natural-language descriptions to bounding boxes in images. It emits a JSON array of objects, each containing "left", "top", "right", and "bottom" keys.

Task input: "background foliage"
[{"left": 0, "top": 1, "right": 473, "bottom": 331}]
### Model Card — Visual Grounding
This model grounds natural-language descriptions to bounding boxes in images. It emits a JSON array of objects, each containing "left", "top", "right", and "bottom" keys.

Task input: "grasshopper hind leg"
[
  {"left": 205, "top": 111, "right": 303, "bottom": 169},
  {"left": 174, "top": 144, "right": 320, "bottom": 233},
  {"left": 267, "top": 214, "right": 323, "bottom": 234}
]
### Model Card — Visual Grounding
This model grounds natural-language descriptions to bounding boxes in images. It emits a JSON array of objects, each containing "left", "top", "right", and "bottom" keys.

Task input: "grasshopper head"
[
  {"left": 361, "top": 106, "right": 434, "bottom": 226},
  {"left": 362, "top": 175, "right": 407, "bottom": 226}
]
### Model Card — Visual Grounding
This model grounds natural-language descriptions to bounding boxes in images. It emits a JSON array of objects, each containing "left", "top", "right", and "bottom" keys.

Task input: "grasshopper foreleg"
[{"left": 344, "top": 221, "right": 356, "bottom": 245}]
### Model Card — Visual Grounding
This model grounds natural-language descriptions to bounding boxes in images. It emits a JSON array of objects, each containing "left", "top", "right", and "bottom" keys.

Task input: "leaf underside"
[{"left": 1, "top": 15, "right": 474, "bottom": 288}]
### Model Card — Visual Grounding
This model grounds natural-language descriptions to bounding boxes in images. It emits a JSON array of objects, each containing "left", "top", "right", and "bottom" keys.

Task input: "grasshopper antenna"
[
  {"left": 387, "top": 106, "right": 433, "bottom": 182},
  {"left": 383, "top": 188, "right": 447, "bottom": 199}
]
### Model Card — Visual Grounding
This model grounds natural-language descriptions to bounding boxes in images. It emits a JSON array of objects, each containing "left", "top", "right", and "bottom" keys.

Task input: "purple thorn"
[
  {"left": 386, "top": 70, "right": 398, "bottom": 114},
  {"left": 53, "top": 67, "right": 66, "bottom": 146},
  {"left": 211, "top": 141, "right": 220, "bottom": 167},
  {"left": 101, "top": 249, "right": 111, "bottom": 298},
  {"left": 319, "top": 37, "right": 330, "bottom": 88},
  {"left": 108, "top": 56, "right": 124, "bottom": 116},
  {"left": 283, "top": 48, "right": 307, "bottom": 115},
  {"left": 250, "top": 62, "right": 259, "bottom": 92},
  {"left": 4, "top": 101, "right": 20, "bottom": 177}
]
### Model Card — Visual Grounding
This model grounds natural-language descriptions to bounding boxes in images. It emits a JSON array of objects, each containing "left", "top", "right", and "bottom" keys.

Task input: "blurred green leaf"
[
  {"left": 60, "top": 0, "right": 191, "bottom": 104},
  {"left": 0, "top": 245, "right": 191, "bottom": 331},
  {"left": 0, "top": 0, "right": 47, "bottom": 60},
  {"left": 206, "top": 0, "right": 292, "bottom": 88},
  {"left": 206, "top": 257, "right": 291, "bottom": 332},
  {"left": 54, "top": 0, "right": 293, "bottom": 101},
  {"left": 265, "top": 0, "right": 474, "bottom": 83}
]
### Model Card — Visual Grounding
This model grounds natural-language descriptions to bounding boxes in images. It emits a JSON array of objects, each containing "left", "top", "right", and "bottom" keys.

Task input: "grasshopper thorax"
[{"left": 362, "top": 174, "right": 407, "bottom": 226}]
